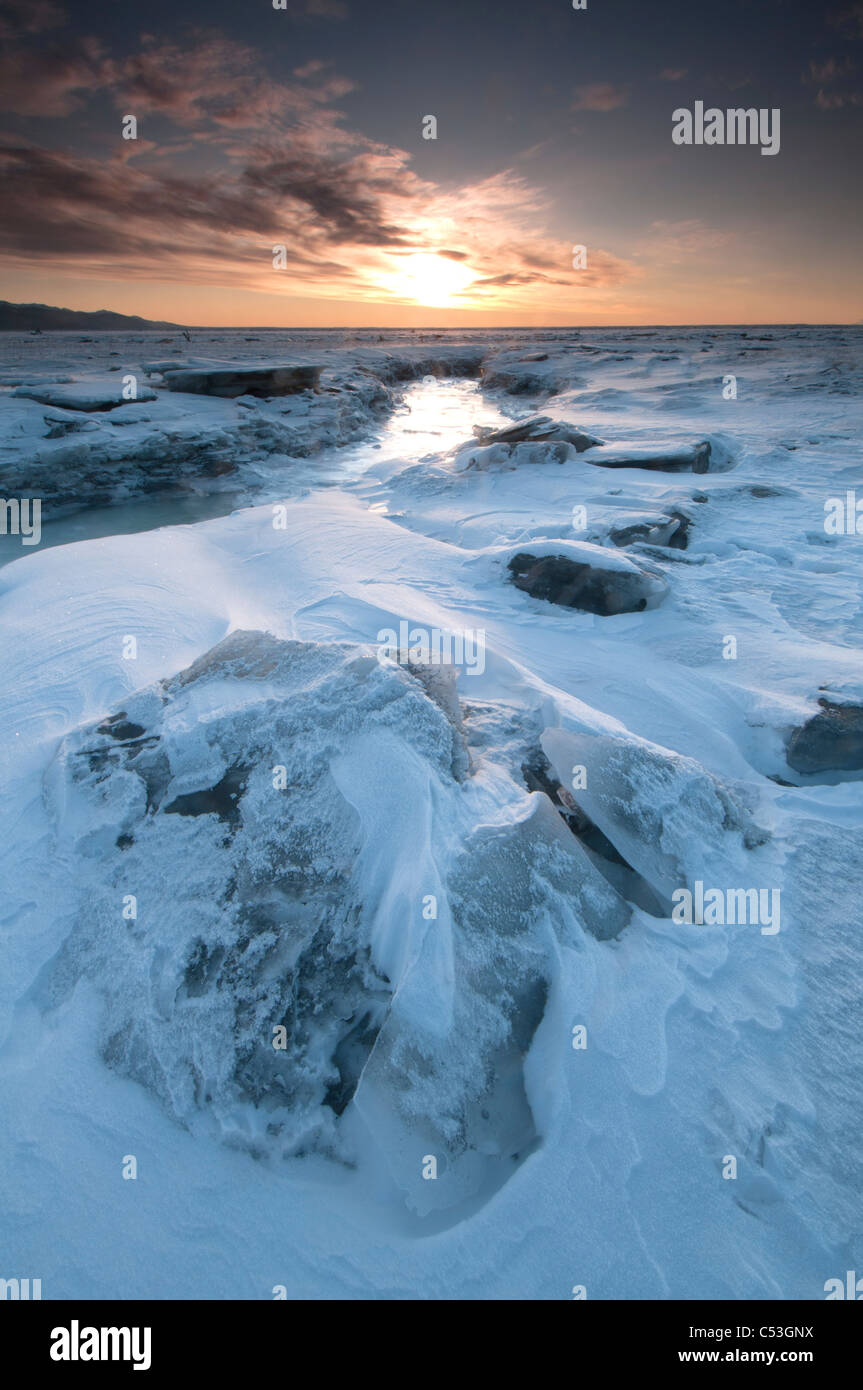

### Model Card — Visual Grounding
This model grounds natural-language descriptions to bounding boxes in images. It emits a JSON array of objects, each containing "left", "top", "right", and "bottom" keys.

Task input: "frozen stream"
[{"left": 0, "top": 377, "right": 509, "bottom": 568}]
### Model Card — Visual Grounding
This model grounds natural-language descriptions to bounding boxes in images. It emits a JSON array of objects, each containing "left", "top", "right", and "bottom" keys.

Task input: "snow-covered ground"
[{"left": 0, "top": 326, "right": 861, "bottom": 1299}]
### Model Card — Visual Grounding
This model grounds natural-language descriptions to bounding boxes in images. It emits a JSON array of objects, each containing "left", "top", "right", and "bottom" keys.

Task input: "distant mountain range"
[{"left": 0, "top": 301, "right": 184, "bottom": 332}]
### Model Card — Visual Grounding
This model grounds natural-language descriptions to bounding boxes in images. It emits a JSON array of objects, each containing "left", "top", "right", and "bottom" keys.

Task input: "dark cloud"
[
  {"left": 0, "top": 136, "right": 413, "bottom": 263},
  {"left": 241, "top": 153, "right": 410, "bottom": 245},
  {"left": 0, "top": 28, "right": 353, "bottom": 126},
  {"left": 0, "top": 0, "right": 66, "bottom": 40},
  {"left": 0, "top": 38, "right": 103, "bottom": 116}
]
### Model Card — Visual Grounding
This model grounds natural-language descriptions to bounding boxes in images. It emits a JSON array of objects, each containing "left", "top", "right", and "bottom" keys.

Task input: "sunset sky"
[{"left": 0, "top": 0, "right": 861, "bottom": 325}]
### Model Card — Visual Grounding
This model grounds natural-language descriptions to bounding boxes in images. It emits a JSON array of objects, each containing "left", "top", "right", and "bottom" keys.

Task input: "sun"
[{"left": 385, "top": 253, "right": 476, "bottom": 307}]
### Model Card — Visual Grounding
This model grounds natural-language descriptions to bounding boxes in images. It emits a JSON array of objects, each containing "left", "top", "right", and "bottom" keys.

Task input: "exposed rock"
[
  {"left": 376, "top": 349, "right": 483, "bottom": 382},
  {"left": 160, "top": 364, "right": 322, "bottom": 397},
  {"left": 786, "top": 699, "right": 863, "bottom": 775},
  {"left": 508, "top": 549, "right": 668, "bottom": 615},
  {"left": 583, "top": 440, "right": 714, "bottom": 473},
  {"left": 471, "top": 414, "right": 601, "bottom": 451},
  {"left": 609, "top": 510, "right": 691, "bottom": 550},
  {"left": 480, "top": 366, "right": 553, "bottom": 395}
]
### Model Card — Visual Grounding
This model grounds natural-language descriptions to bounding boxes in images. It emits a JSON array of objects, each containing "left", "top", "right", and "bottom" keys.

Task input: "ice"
[
  {"left": 1, "top": 325, "right": 862, "bottom": 1297},
  {"left": 34, "top": 629, "right": 633, "bottom": 1217},
  {"left": 541, "top": 727, "right": 769, "bottom": 908},
  {"left": 11, "top": 377, "right": 158, "bottom": 410}
]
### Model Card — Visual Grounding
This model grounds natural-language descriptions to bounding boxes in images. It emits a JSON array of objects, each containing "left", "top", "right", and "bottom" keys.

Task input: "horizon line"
[{"left": 6, "top": 320, "right": 862, "bottom": 332}]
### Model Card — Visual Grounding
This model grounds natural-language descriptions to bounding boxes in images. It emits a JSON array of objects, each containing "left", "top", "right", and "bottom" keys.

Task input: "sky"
[{"left": 0, "top": 0, "right": 861, "bottom": 326}]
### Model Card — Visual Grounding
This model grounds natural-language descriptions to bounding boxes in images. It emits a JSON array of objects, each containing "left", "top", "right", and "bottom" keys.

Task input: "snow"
[
  {"left": 12, "top": 376, "right": 158, "bottom": 410},
  {"left": 0, "top": 325, "right": 862, "bottom": 1298}
]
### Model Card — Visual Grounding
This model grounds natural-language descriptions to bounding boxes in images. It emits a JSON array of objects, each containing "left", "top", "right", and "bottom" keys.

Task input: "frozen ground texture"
[{"left": 0, "top": 326, "right": 862, "bottom": 1298}]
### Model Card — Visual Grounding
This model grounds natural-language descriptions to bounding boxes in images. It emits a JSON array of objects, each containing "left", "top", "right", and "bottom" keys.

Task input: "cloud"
[
  {"left": 103, "top": 36, "right": 355, "bottom": 128},
  {"left": 804, "top": 55, "right": 860, "bottom": 106},
  {"left": 0, "top": 36, "right": 104, "bottom": 116},
  {"left": 0, "top": 27, "right": 353, "bottom": 126},
  {"left": 293, "top": 59, "right": 329, "bottom": 78},
  {"left": 659, "top": 68, "right": 688, "bottom": 81},
  {"left": 571, "top": 82, "right": 628, "bottom": 111},
  {"left": 805, "top": 56, "right": 855, "bottom": 82},
  {"left": 0, "top": 0, "right": 66, "bottom": 39},
  {"left": 815, "top": 86, "right": 862, "bottom": 106},
  {"left": 0, "top": 24, "right": 637, "bottom": 314},
  {"left": 0, "top": 134, "right": 636, "bottom": 311}
]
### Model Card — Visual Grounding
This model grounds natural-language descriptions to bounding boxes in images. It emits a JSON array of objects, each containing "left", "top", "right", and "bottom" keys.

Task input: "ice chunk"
[
  {"left": 41, "top": 631, "right": 616, "bottom": 1212},
  {"left": 541, "top": 728, "right": 768, "bottom": 908},
  {"left": 12, "top": 379, "right": 157, "bottom": 411}
]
